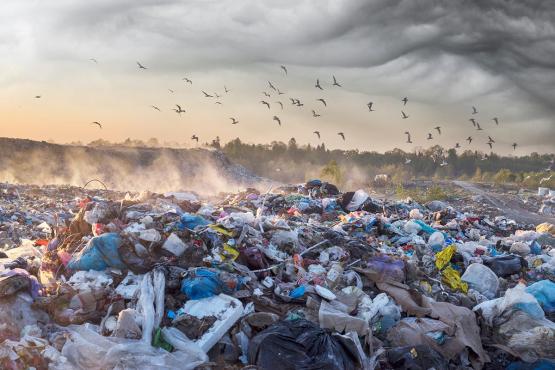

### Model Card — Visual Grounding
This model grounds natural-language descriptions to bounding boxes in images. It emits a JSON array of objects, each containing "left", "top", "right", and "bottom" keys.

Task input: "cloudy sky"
[{"left": 1, "top": 0, "right": 554, "bottom": 154}]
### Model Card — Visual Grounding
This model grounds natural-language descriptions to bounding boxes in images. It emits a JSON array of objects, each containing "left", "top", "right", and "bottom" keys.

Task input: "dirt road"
[{"left": 453, "top": 181, "right": 554, "bottom": 225}]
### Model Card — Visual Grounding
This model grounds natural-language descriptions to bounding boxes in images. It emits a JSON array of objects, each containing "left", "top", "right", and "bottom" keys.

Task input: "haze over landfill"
[{"left": 1, "top": 0, "right": 554, "bottom": 154}]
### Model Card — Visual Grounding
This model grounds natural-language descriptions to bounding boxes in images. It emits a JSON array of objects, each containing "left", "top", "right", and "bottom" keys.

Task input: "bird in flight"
[
  {"left": 434, "top": 126, "right": 441, "bottom": 135},
  {"left": 137, "top": 61, "right": 147, "bottom": 69},
  {"left": 214, "top": 92, "right": 221, "bottom": 98},
  {"left": 338, "top": 132, "right": 345, "bottom": 141},
  {"left": 268, "top": 81, "right": 277, "bottom": 91},
  {"left": 281, "top": 65, "right": 288, "bottom": 75},
  {"left": 492, "top": 117, "right": 499, "bottom": 125},
  {"left": 427, "top": 133, "right": 433, "bottom": 140},
  {"left": 191, "top": 135, "right": 199, "bottom": 143},
  {"left": 202, "top": 91, "right": 213, "bottom": 98},
  {"left": 316, "top": 98, "right": 327, "bottom": 107},
  {"left": 512, "top": 142, "right": 517, "bottom": 150},
  {"left": 402, "top": 97, "right": 408, "bottom": 106},
  {"left": 469, "top": 118, "right": 477, "bottom": 127},
  {"left": 467, "top": 136, "right": 473, "bottom": 144},
  {"left": 174, "top": 104, "right": 186, "bottom": 114},
  {"left": 332, "top": 76, "right": 341, "bottom": 87},
  {"left": 230, "top": 117, "right": 239, "bottom": 125},
  {"left": 151, "top": 105, "right": 161, "bottom": 111},
  {"left": 455, "top": 143, "right": 461, "bottom": 148},
  {"left": 367, "top": 102, "right": 375, "bottom": 112},
  {"left": 183, "top": 77, "right": 192, "bottom": 84},
  {"left": 277, "top": 88, "right": 285, "bottom": 95},
  {"left": 273, "top": 116, "right": 281, "bottom": 126},
  {"left": 487, "top": 142, "right": 493, "bottom": 149},
  {"left": 312, "top": 110, "right": 321, "bottom": 118},
  {"left": 440, "top": 160, "right": 448, "bottom": 167},
  {"left": 91, "top": 121, "right": 102, "bottom": 129},
  {"left": 476, "top": 122, "right": 483, "bottom": 130},
  {"left": 263, "top": 92, "right": 271, "bottom": 98},
  {"left": 215, "top": 101, "right": 222, "bottom": 105},
  {"left": 224, "top": 86, "right": 230, "bottom": 93},
  {"left": 488, "top": 136, "right": 495, "bottom": 143},
  {"left": 404, "top": 131, "right": 412, "bottom": 143},
  {"left": 275, "top": 101, "right": 283, "bottom": 110},
  {"left": 260, "top": 101, "right": 270, "bottom": 109},
  {"left": 401, "top": 111, "right": 409, "bottom": 119},
  {"left": 315, "top": 79, "right": 323, "bottom": 90},
  {"left": 405, "top": 158, "right": 412, "bottom": 164},
  {"left": 472, "top": 106, "right": 478, "bottom": 114},
  {"left": 168, "top": 89, "right": 174, "bottom": 93},
  {"left": 313, "top": 131, "right": 321, "bottom": 139},
  {"left": 35, "top": 95, "right": 41, "bottom": 99},
  {"left": 89, "top": 58, "right": 98, "bottom": 64}
]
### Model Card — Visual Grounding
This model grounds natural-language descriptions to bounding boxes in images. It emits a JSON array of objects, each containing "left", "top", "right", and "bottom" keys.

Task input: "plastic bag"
[
  {"left": 441, "top": 266, "right": 468, "bottom": 293},
  {"left": 461, "top": 263, "right": 499, "bottom": 299},
  {"left": 53, "top": 324, "right": 207, "bottom": 370},
  {"left": 67, "top": 233, "right": 126, "bottom": 271},
  {"left": 435, "top": 244, "right": 456, "bottom": 270},
  {"left": 180, "top": 268, "right": 245, "bottom": 300},
  {"left": 483, "top": 255, "right": 526, "bottom": 277},
  {"left": 248, "top": 319, "right": 361, "bottom": 370},
  {"left": 525, "top": 280, "right": 555, "bottom": 314}
]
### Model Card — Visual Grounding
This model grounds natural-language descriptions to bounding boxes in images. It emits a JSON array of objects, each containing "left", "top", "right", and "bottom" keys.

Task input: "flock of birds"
[{"left": 33, "top": 59, "right": 521, "bottom": 163}]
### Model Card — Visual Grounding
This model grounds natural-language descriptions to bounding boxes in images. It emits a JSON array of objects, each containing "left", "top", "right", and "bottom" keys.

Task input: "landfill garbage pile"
[{"left": 1, "top": 179, "right": 555, "bottom": 369}]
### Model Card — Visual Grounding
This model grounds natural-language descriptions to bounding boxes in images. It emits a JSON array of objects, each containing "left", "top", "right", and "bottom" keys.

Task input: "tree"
[{"left": 320, "top": 160, "right": 342, "bottom": 185}]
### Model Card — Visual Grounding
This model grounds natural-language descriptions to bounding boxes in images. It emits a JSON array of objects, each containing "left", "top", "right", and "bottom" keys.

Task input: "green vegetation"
[{"left": 395, "top": 183, "right": 449, "bottom": 203}]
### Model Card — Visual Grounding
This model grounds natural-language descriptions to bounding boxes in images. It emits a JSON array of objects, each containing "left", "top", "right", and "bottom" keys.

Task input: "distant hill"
[{"left": 0, "top": 138, "right": 270, "bottom": 194}]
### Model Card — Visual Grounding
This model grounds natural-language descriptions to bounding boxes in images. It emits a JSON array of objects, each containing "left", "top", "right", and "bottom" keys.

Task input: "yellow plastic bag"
[
  {"left": 435, "top": 245, "right": 456, "bottom": 270},
  {"left": 442, "top": 266, "right": 468, "bottom": 293},
  {"left": 209, "top": 225, "right": 235, "bottom": 237},
  {"left": 221, "top": 244, "right": 240, "bottom": 261},
  {"left": 536, "top": 222, "right": 555, "bottom": 235}
]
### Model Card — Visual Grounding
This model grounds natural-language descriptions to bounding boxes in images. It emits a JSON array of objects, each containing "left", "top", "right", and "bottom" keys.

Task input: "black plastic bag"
[{"left": 248, "top": 319, "right": 360, "bottom": 370}]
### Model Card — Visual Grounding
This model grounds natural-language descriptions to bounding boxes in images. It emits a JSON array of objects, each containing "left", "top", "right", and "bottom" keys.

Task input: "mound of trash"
[{"left": 1, "top": 180, "right": 555, "bottom": 369}]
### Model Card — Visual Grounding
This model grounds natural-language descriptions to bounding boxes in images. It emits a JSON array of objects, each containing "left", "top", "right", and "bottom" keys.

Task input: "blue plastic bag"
[
  {"left": 180, "top": 268, "right": 244, "bottom": 300},
  {"left": 179, "top": 213, "right": 210, "bottom": 230},
  {"left": 67, "top": 233, "right": 126, "bottom": 271},
  {"left": 526, "top": 280, "right": 555, "bottom": 314}
]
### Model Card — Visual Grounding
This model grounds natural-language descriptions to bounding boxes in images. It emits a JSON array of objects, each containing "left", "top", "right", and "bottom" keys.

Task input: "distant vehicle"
[{"left": 374, "top": 174, "right": 390, "bottom": 186}]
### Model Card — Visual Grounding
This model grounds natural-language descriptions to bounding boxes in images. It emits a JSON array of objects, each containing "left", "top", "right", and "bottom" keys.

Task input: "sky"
[{"left": 1, "top": 0, "right": 554, "bottom": 155}]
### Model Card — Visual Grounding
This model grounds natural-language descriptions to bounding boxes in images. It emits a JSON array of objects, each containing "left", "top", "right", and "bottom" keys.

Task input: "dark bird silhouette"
[
  {"left": 91, "top": 121, "right": 102, "bottom": 129},
  {"left": 183, "top": 77, "right": 192, "bottom": 84},
  {"left": 137, "top": 62, "right": 147, "bottom": 69},
  {"left": 277, "top": 88, "right": 284, "bottom": 95},
  {"left": 512, "top": 142, "right": 517, "bottom": 150},
  {"left": 402, "top": 97, "right": 408, "bottom": 106},
  {"left": 275, "top": 101, "right": 284, "bottom": 110},
  {"left": 215, "top": 101, "right": 222, "bottom": 105},
  {"left": 261, "top": 101, "right": 270, "bottom": 109},
  {"left": 168, "top": 89, "right": 174, "bottom": 93},
  {"left": 332, "top": 76, "right": 341, "bottom": 87},
  {"left": 367, "top": 102, "right": 375, "bottom": 112},
  {"left": 89, "top": 58, "right": 98, "bottom": 64},
  {"left": 263, "top": 92, "right": 271, "bottom": 98},
  {"left": 294, "top": 99, "right": 303, "bottom": 107},
  {"left": 469, "top": 118, "right": 477, "bottom": 127},
  {"left": 191, "top": 135, "right": 199, "bottom": 143},
  {"left": 467, "top": 136, "right": 473, "bottom": 144},
  {"left": 202, "top": 91, "right": 213, "bottom": 98},
  {"left": 455, "top": 143, "right": 461, "bottom": 148},
  {"left": 214, "top": 92, "right": 221, "bottom": 98},
  {"left": 268, "top": 81, "right": 277, "bottom": 91},
  {"left": 35, "top": 95, "right": 41, "bottom": 99},
  {"left": 492, "top": 117, "right": 499, "bottom": 125},
  {"left": 476, "top": 122, "right": 483, "bottom": 130},
  {"left": 488, "top": 136, "right": 495, "bottom": 143},
  {"left": 224, "top": 86, "right": 230, "bottom": 93},
  {"left": 487, "top": 142, "right": 493, "bottom": 149},
  {"left": 150, "top": 105, "right": 161, "bottom": 111},
  {"left": 427, "top": 133, "right": 433, "bottom": 140},
  {"left": 472, "top": 106, "right": 478, "bottom": 114},
  {"left": 230, "top": 117, "right": 239, "bottom": 125},
  {"left": 273, "top": 116, "right": 281, "bottom": 126},
  {"left": 313, "top": 131, "right": 321, "bottom": 139},
  {"left": 174, "top": 104, "right": 186, "bottom": 114},
  {"left": 401, "top": 111, "right": 409, "bottom": 119},
  {"left": 312, "top": 110, "right": 321, "bottom": 117},
  {"left": 315, "top": 79, "right": 323, "bottom": 90},
  {"left": 281, "top": 65, "right": 288, "bottom": 75},
  {"left": 434, "top": 126, "right": 441, "bottom": 135},
  {"left": 338, "top": 132, "right": 345, "bottom": 141},
  {"left": 316, "top": 98, "right": 327, "bottom": 107},
  {"left": 404, "top": 131, "right": 412, "bottom": 143}
]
